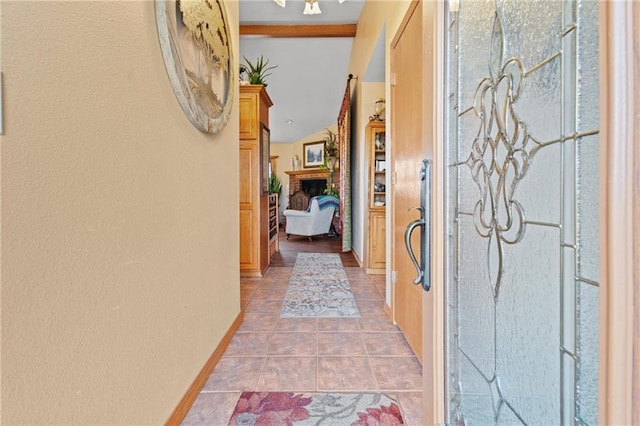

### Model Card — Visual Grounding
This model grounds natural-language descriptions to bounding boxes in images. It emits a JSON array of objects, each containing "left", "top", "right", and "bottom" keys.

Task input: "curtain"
[{"left": 337, "top": 75, "right": 353, "bottom": 252}]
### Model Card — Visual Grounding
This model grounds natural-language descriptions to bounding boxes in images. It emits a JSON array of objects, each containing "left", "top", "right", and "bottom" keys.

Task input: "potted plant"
[
  {"left": 323, "top": 128, "right": 339, "bottom": 197},
  {"left": 242, "top": 55, "right": 278, "bottom": 86},
  {"left": 269, "top": 173, "right": 282, "bottom": 196},
  {"left": 324, "top": 128, "right": 339, "bottom": 159}
]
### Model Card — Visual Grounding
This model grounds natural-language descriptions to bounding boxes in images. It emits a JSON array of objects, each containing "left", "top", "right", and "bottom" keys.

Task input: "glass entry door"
[{"left": 444, "top": 1, "right": 600, "bottom": 424}]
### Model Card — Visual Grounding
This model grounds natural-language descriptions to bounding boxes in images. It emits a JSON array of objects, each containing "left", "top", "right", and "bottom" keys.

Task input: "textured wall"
[{"left": 1, "top": 1, "right": 240, "bottom": 423}]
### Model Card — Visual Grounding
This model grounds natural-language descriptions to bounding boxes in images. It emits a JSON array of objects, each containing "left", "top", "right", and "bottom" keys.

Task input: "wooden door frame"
[
  {"left": 598, "top": 2, "right": 638, "bottom": 424},
  {"left": 422, "top": 0, "right": 446, "bottom": 423},
  {"left": 424, "top": 1, "right": 639, "bottom": 424}
]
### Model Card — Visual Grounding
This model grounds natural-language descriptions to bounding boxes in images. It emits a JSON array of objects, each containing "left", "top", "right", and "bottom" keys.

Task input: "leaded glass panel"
[{"left": 444, "top": 0, "right": 600, "bottom": 424}]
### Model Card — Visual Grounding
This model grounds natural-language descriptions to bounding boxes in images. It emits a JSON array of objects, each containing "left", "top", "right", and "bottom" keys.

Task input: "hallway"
[{"left": 181, "top": 233, "right": 423, "bottom": 425}]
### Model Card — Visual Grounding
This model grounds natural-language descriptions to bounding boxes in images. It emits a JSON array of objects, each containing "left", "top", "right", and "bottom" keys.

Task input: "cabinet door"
[
  {"left": 239, "top": 95, "right": 258, "bottom": 139},
  {"left": 368, "top": 211, "right": 386, "bottom": 271}
]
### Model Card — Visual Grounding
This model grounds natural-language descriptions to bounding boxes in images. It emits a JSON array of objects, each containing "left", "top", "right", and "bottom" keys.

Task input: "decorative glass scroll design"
[
  {"left": 457, "top": 12, "right": 559, "bottom": 299},
  {"left": 156, "top": 0, "right": 234, "bottom": 134},
  {"left": 446, "top": 0, "right": 600, "bottom": 424}
]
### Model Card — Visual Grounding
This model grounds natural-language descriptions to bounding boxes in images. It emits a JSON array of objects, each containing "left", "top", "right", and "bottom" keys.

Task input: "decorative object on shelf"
[
  {"left": 155, "top": 0, "right": 234, "bottom": 134},
  {"left": 241, "top": 55, "right": 277, "bottom": 86},
  {"left": 273, "top": 0, "right": 346, "bottom": 16},
  {"left": 374, "top": 132, "right": 386, "bottom": 150},
  {"left": 303, "top": 140, "right": 325, "bottom": 168},
  {"left": 291, "top": 155, "right": 301, "bottom": 170},
  {"left": 239, "top": 65, "right": 250, "bottom": 85},
  {"left": 369, "top": 97, "right": 386, "bottom": 121}
]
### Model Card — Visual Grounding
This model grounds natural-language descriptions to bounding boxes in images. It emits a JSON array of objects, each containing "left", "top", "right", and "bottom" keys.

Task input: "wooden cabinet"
[
  {"left": 239, "top": 85, "right": 272, "bottom": 277},
  {"left": 368, "top": 210, "right": 386, "bottom": 270},
  {"left": 366, "top": 121, "right": 386, "bottom": 274},
  {"left": 268, "top": 193, "right": 279, "bottom": 258}
]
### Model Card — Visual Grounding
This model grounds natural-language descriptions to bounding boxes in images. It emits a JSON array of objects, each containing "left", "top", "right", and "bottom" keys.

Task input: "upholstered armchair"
[{"left": 283, "top": 196, "right": 339, "bottom": 241}]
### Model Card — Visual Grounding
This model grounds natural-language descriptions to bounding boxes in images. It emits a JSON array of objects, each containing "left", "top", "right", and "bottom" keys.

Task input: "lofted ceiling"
[{"left": 239, "top": 0, "right": 377, "bottom": 144}]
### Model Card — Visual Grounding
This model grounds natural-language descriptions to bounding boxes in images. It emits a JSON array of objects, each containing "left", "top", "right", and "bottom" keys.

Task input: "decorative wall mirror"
[{"left": 155, "top": 0, "right": 234, "bottom": 134}]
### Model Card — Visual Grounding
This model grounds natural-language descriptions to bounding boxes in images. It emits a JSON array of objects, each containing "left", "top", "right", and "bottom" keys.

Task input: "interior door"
[
  {"left": 391, "top": 1, "right": 425, "bottom": 360},
  {"left": 443, "top": 1, "right": 600, "bottom": 424}
]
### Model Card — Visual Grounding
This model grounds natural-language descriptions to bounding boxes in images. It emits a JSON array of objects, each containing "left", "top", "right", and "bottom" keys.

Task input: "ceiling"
[{"left": 238, "top": 0, "right": 383, "bottom": 144}]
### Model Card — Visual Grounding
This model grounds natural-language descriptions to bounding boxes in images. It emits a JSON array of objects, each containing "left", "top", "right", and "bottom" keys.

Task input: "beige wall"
[{"left": 1, "top": 1, "right": 240, "bottom": 424}]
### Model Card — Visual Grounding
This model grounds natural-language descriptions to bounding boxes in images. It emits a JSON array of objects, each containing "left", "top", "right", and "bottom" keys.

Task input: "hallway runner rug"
[
  {"left": 280, "top": 253, "right": 360, "bottom": 317},
  {"left": 227, "top": 392, "right": 404, "bottom": 426}
]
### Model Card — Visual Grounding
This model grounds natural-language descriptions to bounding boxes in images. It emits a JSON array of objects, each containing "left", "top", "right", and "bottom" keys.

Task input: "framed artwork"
[
  {"left": 261, "top": 124, "right": 270, "bottom": 195},
  {"left": 303, "top": 141, "right": 325, "bottom": 168},
  {"left": 155, "top": 0, "right": 234, "bottom": 134}
]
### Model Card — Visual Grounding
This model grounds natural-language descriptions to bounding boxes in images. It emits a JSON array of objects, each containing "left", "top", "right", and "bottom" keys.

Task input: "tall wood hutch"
[
  {"left": 366, "top": 121, "right": 386, "bottom": 273},
  {"left": 239, "top": 85, "right": 272, "bottom": 277}
]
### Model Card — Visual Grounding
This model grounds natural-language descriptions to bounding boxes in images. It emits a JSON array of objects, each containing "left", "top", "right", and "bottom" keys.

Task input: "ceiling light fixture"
[{"left": 273, "top": 0, "right": 345, "bottom": 16}]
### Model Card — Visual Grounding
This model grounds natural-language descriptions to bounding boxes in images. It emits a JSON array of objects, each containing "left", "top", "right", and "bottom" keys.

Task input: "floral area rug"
[
  {"left": 280, "top": 253, "right": 360, "bottom": 317},
  {"left": 228, "top": 392, "right": 404, "bottom": 426}
]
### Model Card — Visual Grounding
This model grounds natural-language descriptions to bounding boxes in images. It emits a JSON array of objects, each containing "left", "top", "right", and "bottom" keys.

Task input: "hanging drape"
[{"left": 337, "top": 75, "right": 353, "bottom": 252}]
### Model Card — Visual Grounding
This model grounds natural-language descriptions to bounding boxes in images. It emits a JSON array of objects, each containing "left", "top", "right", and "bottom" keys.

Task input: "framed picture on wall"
[
  {"left": 261, "top": 124, "right": 270, "bottom": 195},
  {"left": 303, "top": 141, "right": 325, "bottom": 168}
]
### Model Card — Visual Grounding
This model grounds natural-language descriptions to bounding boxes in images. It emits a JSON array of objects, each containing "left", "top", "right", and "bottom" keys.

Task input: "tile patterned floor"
[{"left": 182, "top": 264, "right": 423, "bottom": 425}]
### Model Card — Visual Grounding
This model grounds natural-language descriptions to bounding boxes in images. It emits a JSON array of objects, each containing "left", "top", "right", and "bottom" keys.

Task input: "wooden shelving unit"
[
  {"left": 268, "top": 193, "right": 279, "bottom": 258},
  {"left": 366, "top": 121, "right": 386, "bottom": 274}
]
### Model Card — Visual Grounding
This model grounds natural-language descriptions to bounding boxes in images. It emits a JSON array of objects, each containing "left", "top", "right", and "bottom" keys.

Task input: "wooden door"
[{"left": 390, "top": 1, "right": 425, "bottom": 360}]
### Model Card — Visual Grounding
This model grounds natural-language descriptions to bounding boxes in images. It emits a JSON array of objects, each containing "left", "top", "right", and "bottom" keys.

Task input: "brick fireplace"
[{"left": 285, "top": 168, "right": 340, "bottom": 197}]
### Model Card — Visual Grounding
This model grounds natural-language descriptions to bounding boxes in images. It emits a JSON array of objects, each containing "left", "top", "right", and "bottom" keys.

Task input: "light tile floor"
[{"left": 182, "top": 266, "right": 423, "bottom": 425}]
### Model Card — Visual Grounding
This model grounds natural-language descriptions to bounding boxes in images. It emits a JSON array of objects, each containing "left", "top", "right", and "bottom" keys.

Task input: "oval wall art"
[{"left": 155, "top": 0, "right": 234, "bottom": 134}]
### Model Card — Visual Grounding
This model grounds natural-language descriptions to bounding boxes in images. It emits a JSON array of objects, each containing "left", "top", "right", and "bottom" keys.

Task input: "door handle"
[
  {"left": 403, "top": 159, "right": 432, "bottom": 291},
  {"left": 404, "top": 217, "right": 425, "bottom": 285}
]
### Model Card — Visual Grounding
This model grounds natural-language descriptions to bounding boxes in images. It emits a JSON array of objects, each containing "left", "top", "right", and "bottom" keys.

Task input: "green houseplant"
[
  {"left": 323, "top": 128, "right": 339, "bottom": 159},
  {"left": 242, "top": 55, "right": 278, "bottom": 86},
  {"left": 323, "top": 128, "right": 339, "bottom": 197},
  {"left": 269, "top": 173, "right": 282, "bottom": 196}
]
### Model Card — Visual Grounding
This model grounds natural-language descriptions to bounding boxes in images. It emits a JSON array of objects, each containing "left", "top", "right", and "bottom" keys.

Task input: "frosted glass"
[
  {"left": 456, "top": 355, "right": 495, "bottom": 425},
  {"left": 577, "top": 0, "right": 599, "bottom": 133},
  {"left": 445, "top": 0, "right": 599, "bottom": 423},
  {"left": 516, "top": 142, "right": 561, "bottom": 224},
  {"left": 497, "top": 225, "right": 561, "bottom": 425},
  {"left": 457, "top": 216, "right": 495, "bottom": 378},
  {"left": 457, "top": 163, "right": 478, "bottom": 215},
  {"left": 501, "top": 0, "right": 562, "bottom": 71},
  {"left": 497, "top": 404, "right": 525, "bottom": 425},
  {"left": 458, "top": 0, "right": 495, "bottom": 109},
  {"left": 577, "top": 282, "right": 599, "bottom": 425},
  {"left": 456, "top": 109, "right": 480, "bottom": 164},
  {"left": 515, "top": 53, "right": 562, "bottom": 143},
  {"left": 576, "top": 135, "right": 599, "bottom": 282}
]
